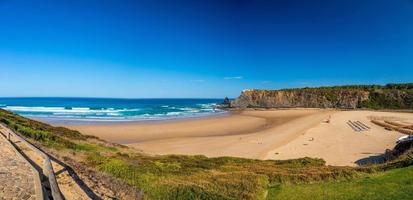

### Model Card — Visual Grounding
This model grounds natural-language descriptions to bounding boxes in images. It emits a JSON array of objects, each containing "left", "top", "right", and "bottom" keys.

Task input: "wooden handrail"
[{"left": 0, "top": 124, "right": 64, "bottom": 200}]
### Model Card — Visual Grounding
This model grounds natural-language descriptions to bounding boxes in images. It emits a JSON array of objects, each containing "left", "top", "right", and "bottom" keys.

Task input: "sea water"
[{"left": 0, "top": 97, "right": 226, "bottom": 124}]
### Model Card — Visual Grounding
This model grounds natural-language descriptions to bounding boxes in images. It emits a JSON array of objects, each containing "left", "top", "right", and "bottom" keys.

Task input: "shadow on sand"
[{"left": 355, "top": 153, "right": 385, "bottom": 166}]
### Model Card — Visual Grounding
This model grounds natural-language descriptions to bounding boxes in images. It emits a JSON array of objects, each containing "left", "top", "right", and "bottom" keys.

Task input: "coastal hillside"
[
  {"left": 1, "top": 108, "right": 413, "bottom": 199},
  {"left": 231, "top": 83, "right": 413, "bottom": 109}
]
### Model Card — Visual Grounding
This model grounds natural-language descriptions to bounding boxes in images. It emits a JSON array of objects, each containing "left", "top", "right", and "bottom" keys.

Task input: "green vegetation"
[
  {"left": 0, "top": 109, "right": 98, "bottom": 149},
  {"left": 1, "top": 108, "right": 413, "bottom": 199},
  {"left": 87, "top": 153, "right": 361, "bottom": 199},
  {"left": 285, "top": 83, "right": 413, "bottom": 109},
  {"left": 295, "top": 83, "right": 413, "bottom": 90},
  {"left": 268, "top": 166, "right": 413, "bottom": 200},
  {"left": 360, "top": 89, "right": 413, "bottom": 109}
]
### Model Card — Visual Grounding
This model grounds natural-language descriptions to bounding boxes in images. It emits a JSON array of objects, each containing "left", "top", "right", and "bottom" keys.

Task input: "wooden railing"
[
  {"left": 0, "top": 129, "right": 44, "bottom": 200},
  {"left": 0, "top": 124, "right": 64, "bottom": 200}
]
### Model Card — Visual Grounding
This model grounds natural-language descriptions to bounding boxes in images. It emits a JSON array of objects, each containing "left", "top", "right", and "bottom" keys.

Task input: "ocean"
[{"left": 0, "top": 97, "right": 226, "bottom": 124}]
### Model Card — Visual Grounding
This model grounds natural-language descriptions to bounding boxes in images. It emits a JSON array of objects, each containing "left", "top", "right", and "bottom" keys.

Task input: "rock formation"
[{"left": 231, "top": 89, "right": 369, "bottom": 109}]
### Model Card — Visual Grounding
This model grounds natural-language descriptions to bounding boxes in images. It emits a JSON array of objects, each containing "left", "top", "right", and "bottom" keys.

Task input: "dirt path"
[
  {"left": 0, "top": 125, "right": 92, "bottom": 200},
  {"left": 9, "top": 136, "right": 92, "bottom": 200},
  {"left": 0, "top": 131, "right": 40, "bottom": 200}
]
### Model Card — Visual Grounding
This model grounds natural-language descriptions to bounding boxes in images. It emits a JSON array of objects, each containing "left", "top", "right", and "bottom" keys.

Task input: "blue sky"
[{"left": 0, "top": 0, "right": 412, "bottom": 98}]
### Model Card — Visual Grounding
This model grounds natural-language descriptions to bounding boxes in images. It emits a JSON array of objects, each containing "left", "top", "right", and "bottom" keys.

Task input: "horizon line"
[{"left": 0, "top": 96, "right": 230, "bottom": 100}]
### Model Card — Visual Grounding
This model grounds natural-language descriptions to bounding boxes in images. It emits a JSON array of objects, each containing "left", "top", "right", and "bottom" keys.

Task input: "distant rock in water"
[
  {"left": 223, "top": 97, "right": 231, "bottom": 105},
  {"left": 216, "top": 97, "right": 232, "bottom": 109},
  {"left": 231, "top": 83, "right": 413, "bottom": 110}
]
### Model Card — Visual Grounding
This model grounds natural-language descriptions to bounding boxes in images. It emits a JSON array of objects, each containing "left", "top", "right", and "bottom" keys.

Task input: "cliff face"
[{"left": 231, "top": 89, "right": 370, "bottom": 109}]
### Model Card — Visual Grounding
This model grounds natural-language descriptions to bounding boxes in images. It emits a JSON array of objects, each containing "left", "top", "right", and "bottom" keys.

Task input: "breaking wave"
[{"left": 1, "top": 100, "right": 224, "bottom": 123}]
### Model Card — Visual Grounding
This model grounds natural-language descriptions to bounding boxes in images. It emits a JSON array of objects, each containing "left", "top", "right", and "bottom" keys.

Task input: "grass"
[
  {"left": 1, "top": 108, "right": 413, "bottom": 199},
  {"left": 82, "top": 152, "right": 386, "bottom": 199},
  {"left": 267, "top": 165, "right": 413, "bottom": 200},
  {"left": 85, "top": 153, "right": 342, "bottom": 199},
  {"left": 72, "top": 142, "right": 118, "bottom": 152}
]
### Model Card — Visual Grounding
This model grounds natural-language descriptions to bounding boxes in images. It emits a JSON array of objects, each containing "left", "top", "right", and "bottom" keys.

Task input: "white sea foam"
[
  {"left": 179, "top": 107, "right": 200, "bottom": 112},
  {"left": 71, "top": 107, "right": 90, "bottom": 111},
  {"left": 107, "top": 113, "right": 121, "bottom": 116},
  {"left": 4, "top": 102, "right": 225, "bottom": 123},
  {"left": 5, "top": 106, "right": 67, "bottom": 112},
  {"left": 196, "top": 103, "right": 217, "bottom": 109},
  {"left": 201, "top": 108, "right": 215, "bottom": 112},
  {"left": 166, "top": 112, "right": 183, "bottom": 116},
  {"left": 4, "top": 106, "right": 141, "bottom": 114}
]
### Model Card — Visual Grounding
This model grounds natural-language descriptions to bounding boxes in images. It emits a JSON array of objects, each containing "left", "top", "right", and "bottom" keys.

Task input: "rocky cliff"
[
  {"left": 231, "top": 89, "right": 369, "bottom": 109},
  {"left": 231, "top": 84, "right": 413, "bottom": 109}
]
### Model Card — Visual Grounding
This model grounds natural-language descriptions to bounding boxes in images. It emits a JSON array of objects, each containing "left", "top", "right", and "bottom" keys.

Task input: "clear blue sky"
[{"left": 0, "top": 0, "right": 412, "bottom": 98}]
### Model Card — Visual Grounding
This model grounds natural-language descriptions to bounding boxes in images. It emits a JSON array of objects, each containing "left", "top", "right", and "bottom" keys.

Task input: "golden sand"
[{"left": 66, "top": 109, "right": 412, "bottom": 166}]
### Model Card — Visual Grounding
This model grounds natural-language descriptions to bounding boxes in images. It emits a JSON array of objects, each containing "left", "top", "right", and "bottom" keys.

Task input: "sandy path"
[
  {"left": 0, "top": 131, "right": 39, "bottom": 200},
  {"left": 1, "top": 125, "right": 91, "bottom": 200}
]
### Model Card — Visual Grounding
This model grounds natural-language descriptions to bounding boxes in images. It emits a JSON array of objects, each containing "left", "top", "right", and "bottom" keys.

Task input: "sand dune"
[{"left": 66, "top": 109, "right": 412, "bottom": 166}]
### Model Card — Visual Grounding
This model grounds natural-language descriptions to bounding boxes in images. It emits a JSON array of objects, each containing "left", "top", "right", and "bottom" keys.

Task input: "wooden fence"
[{"left": 0, "top": 124, "right": 64, "bottom": 200}]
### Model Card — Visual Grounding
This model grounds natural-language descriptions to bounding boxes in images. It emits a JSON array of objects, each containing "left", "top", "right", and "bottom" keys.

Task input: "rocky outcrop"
[
  {"left": 231, "top": 89, "right": 370, "bottom": 109},
  {"left": 230, "top": 84, "right": 413, "bottom": 110}
]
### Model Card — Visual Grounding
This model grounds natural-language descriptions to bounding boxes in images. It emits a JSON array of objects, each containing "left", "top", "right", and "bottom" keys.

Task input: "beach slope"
[{"left": 67, "top": 109, "right": 411, "bottom": 166}]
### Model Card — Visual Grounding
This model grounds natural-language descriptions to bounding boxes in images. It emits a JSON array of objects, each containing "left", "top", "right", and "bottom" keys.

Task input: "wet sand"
[{"left": 66, "top": 109, "right": 412, "bottom": 166}]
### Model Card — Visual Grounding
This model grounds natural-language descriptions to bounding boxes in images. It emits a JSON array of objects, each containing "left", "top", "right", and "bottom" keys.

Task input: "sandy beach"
[{"left": 66, "top": 109, "right": 412, "bottom": 166}]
